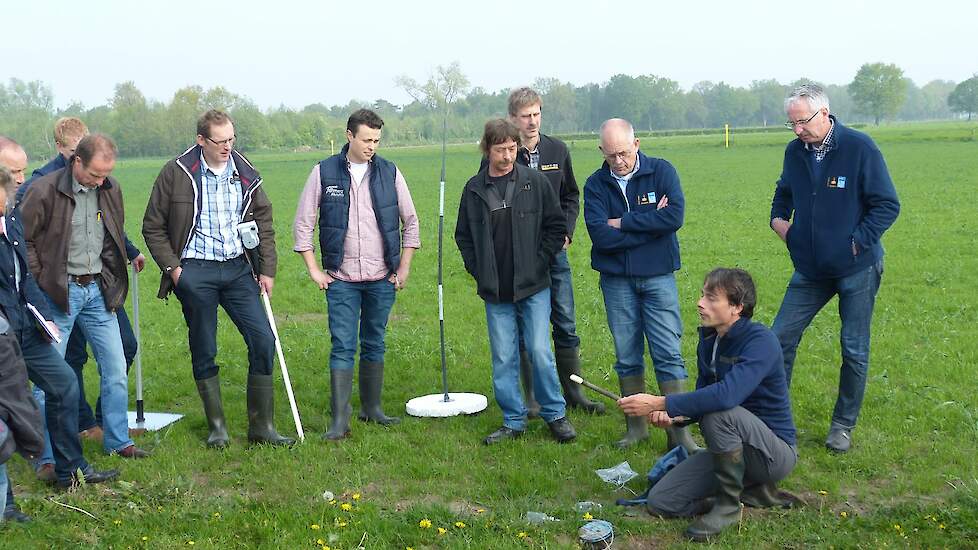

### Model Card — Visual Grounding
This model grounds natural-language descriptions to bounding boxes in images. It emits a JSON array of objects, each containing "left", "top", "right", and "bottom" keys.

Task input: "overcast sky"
[{"left": 5, "top": 0, "right": 975, "bottom": 110}]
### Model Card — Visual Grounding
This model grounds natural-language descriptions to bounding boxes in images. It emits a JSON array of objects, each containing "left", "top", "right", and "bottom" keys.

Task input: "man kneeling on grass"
[{"left": 618, "top": 268, "right": 797, "bottom": 541}]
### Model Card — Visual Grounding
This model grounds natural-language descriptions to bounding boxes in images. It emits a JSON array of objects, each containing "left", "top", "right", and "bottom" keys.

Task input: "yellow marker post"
[
  {"left": 725, "top": 124, "right": 730, "bottom": 149},
  {"left": 330, "top": 139, "right": 334, "bottom": 156}
]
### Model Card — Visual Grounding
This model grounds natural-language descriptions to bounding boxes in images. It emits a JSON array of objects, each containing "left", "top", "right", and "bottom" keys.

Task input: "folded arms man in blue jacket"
[
  {"left": 770, "top": 84, "right": 900, "bottom": 453},
  {"left": 583, "top": 118, "right": 697, "bottom": 452},
  {"left": 619, "top": 268, "right": 798, "bottom": 542}
]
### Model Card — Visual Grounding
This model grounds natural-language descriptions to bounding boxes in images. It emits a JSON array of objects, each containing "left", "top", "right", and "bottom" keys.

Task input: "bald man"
[{"left": 583, "top": 118, "right": 698, "bottom": 453}]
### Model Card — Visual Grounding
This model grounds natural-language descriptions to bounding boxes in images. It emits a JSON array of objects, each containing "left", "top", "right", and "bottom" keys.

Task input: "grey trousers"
[{"left": 646, "top": 406, "right": 797, "bottom": 517}]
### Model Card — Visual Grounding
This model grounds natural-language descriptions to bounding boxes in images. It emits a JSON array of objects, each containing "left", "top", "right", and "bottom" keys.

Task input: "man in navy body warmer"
[
  {"left": 619, "top": 268, "right": 797, "bottom": 542},
  {"left": 769, "top": 84, "right": 899, "bottom": 453}
]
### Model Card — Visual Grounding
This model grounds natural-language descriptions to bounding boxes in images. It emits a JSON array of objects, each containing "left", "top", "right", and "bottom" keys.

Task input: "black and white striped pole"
[{"left": 405, "top": 113, "right": 486, "bottom": 417}]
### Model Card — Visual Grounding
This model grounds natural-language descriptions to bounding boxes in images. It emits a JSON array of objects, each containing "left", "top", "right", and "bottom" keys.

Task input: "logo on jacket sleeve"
[{"left": 828, "top": 176, "right": 847, "bottom": 189}]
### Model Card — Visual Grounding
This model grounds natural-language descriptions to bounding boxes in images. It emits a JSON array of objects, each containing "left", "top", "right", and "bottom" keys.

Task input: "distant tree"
[
  {"left": 534, "top": 78, "right": 579, "bottom": 133},
  {"left": 848, "top": 62, "right": 908, "bottom": 125},
  {"left": 750, "top": 79, "right": 788, "bottom": 127},
  {"left": 602, "top": 74, "right": 647, "bottom": 126},
  {"left": 396, "top": 61, "right": 470, "bottom": 144},
  {"left": 639, "top": 74, "right": 685, "bottom": 130},
  {"left": 0, "top": 78, "right": 55, "bottom": 157},
  {"left": 948, "top": 75, "right": 978, "bottom": 120}
]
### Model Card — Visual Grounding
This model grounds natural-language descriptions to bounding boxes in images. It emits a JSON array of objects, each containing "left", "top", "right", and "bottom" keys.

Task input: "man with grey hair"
[
  {"left": 583, "top": 118, "right": 698, "bottom": 452},
  {"left": 21, "top": 133, "right": 149, "bottom": 460},
  {"left": 770, "top": 84, "right": 900, "bottom": 453}
]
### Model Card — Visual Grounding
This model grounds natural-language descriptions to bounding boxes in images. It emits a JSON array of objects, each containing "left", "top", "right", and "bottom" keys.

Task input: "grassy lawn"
[{"left": 5, "top": 122, "right": 977, "bottom": 548}]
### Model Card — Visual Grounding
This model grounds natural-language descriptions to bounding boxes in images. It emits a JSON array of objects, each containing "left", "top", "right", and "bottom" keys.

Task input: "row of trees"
[{"left": 2, "top": 63, "right": 976, "bottom": 160}]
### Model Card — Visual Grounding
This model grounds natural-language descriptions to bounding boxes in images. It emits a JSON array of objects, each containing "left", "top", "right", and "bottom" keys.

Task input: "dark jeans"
[
  {"left": 518, "top": 249, "right": 581, "bottom": 352},
  {"left": 325, "top": 278, "right": 396, "bottom": 370},
  {"left": 173, "top": 256, "right": 275, "bottom": 380},
  {"left": 65, "top": 307, "right": 137, "bottom": 430},
  {"left": 646, "top": 407, "right": 797, "bottom": 517},
  {"left": 18, "top": 326, "right": 89, "bottom": 482},
  {"left": 772, "top": 261, "right": 883, "bottom": 429}
]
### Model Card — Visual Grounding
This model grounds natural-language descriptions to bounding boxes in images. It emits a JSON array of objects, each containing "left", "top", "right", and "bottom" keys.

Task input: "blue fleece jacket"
[
  {"left": 770, "top": 117, "right": 900, "bottom": 279},
  {"left": 665, "top": 317, "right": 796, "bottom": 446},
  {"left": 583, "top": 151, "right": 682, "bottom": 277}
]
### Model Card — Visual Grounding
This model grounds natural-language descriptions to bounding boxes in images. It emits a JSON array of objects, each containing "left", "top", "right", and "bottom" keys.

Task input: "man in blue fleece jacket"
[
  {"left": 619, "top": 268, "right": 797, "bottom": 541},
  {"left": 583, "top": 118, "right": 697, "bottom": 453},
  {"left": 770, "top": 84, "right": 900, "bottom": 453}
]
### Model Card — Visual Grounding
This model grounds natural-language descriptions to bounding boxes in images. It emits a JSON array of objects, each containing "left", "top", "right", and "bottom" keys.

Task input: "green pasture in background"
[{"left": 7, "top": 121, "right": 977, "bottom": 548}]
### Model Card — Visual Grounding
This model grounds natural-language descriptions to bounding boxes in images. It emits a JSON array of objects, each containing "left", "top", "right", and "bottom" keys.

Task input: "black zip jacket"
[{"left": 455, "top": 164, "right": 565, "bottom": 303}]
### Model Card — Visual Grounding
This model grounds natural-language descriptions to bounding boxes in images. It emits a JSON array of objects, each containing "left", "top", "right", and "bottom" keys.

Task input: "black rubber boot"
[
  {"left": 685, "top": 448, "right": 745, "bottom": 541},
  {"left": 195, "top": 375, "right": 229, "bottom": 449},
  {"left": 246, "top": 374, "right": 295, "bottom": 447},
  {"left": 357, "top": 361, "right": 401, "bottom": 425},
  {"left": 519, "top": 350, "right": 540, "bottom": 418},
  {"left": 615, "top": 374, "right": 649, "bottom": 449},
  {"left": 324, "top": 368, "right": 354, "bottom": 441},
  {"left": 555, "top": 347, "right": 605, "bottom": 414},
  {"left": 658, "top": 378, "right": 702, "bottom": 454}
]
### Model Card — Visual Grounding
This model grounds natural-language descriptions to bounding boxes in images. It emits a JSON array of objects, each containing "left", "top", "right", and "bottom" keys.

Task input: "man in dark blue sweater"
[
  {"left": 770, "top": 84, "right": 900, "bottom": 453},
  {"left": 619, "top": 268, "right": 797, "bottom": 541}
]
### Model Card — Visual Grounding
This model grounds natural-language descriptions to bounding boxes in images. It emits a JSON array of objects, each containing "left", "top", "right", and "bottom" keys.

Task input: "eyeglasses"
[
  {"left": 206, "top": 136, "right": 236, "bottom": 147},
  {"left": 784, "top": 111, "right": 820, "bottom": 129},
  {"left": 600, "top": 149, "right": 633, "bottom": 162}
]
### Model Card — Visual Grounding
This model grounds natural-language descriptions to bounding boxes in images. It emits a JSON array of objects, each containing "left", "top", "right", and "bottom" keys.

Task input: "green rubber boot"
[
  {"left": 615, "top": 374, "right": 649, "bottom": 449},
  {"left": 685, "top": 448, "right": 745, "bottom": 541}
]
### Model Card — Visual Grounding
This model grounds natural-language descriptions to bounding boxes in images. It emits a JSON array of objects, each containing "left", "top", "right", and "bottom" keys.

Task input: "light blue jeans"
[
  {"left": 599, "top": 273, "right": 688, "bottom": 383},
  {"left": 485, "top": 288, "right": 566, "bottom": 430},
  {"left": 0, "top": 463, "right": 8, "bottom": 520},
  {"left": 48, "top": 281, "right": 133, "bottom": 453}
]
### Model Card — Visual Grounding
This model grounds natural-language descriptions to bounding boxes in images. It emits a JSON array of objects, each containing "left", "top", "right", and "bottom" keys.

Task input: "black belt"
[{"left": 69, "top": 273, "right": 100, "bottom": 286}]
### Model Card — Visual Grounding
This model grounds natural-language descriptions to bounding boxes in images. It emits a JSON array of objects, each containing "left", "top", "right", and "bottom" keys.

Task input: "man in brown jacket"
[
  {"left": 20, "top": 134, "right": 148, "bottom": 460},
  {"left": 142, "top": 110, "right": 292, "bottom": 449}
]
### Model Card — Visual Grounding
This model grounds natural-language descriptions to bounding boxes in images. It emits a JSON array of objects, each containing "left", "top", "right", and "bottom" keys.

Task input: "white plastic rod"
[{"left": 260, "top": 291, "right": 305, "bottom": 441}]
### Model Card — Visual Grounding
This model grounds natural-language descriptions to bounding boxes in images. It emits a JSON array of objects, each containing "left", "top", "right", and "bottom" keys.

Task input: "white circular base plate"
[{"left": 406, "top": 393, "right": 488, "bottom": 417}]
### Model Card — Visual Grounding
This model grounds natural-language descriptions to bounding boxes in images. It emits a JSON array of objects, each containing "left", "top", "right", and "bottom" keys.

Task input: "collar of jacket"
[
  {"left": 791, "top": 115, "right": 849, "bottom": 152},
  {"left": 697, "top": 316, "right": 751, "bottom": 345},
  {"left": 469, "top": 164, "right": 530, "bottom": 203},
  {"left": 175, "top": 144, "right": 262, "bottom": 190},
  {"left": 54, "top": 165, "right": 115, "bottom": 197},
  {"left": 597, "top": 149, "right": 656, "bottom": 186}
]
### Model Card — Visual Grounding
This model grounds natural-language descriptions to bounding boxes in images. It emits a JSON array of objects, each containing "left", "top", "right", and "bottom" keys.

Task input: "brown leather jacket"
[
  {"left": 141, "top": 146, "right": 276, "bottom": 299},
  {"left": 20, "top": 167, "right": 129, "bottom": 313}
]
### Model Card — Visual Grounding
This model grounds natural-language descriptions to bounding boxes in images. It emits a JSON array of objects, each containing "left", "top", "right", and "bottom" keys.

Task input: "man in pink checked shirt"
[{"left": 293, "top": 109, "right": 420, "bottom": 441}]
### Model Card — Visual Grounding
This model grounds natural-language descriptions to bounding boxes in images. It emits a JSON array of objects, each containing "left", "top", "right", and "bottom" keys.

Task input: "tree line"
[{"left": 2, "top": 62, "right": 977, "bottom": 160}]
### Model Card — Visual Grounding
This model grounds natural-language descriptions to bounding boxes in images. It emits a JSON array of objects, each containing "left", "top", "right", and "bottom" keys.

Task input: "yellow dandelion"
[
  {"left": 419, "top": 518, "right": 432, "bottom": 528},
  {"left": 317, "top": 539, "right": 325, "bottom": 545},
  {"left": 455, "top": 521, "right": 466, "bottom": 528},
  {"left": 840, "top": 511, "right": 848, "bottom": 518},
  {"left": 407, "top": 547, "right": 415, "bottom": 550},
  {"left": 940, "top": 524, "right": 946, "bottom": 530},
  {"left": 187, "top": 542, "right": 195, "bottom": 546},
  {"left": 323, "top": 546, "right": 331, "bottom": 550},
  {"left": 338, "top": 521, "right": 348, "bottom": 528},
  {"left": 582, "top": 512, "right": 593, "bottom": 520},
  {"left": 142, "top": 537, "right": 149, "bottom": 541},
  {"left": 437, "top": 527, "right": 447, "bottom": 535},
  {"left": 114, "top": 519, "right": 122, "bottom": 525},
  {"left": 310, "top": 524, "right": 321, "bottom": 530},
  {"left": 517, "top": 531, "right": 528, "bottom": 538},
  {"left": 818, "top": 490, "right": 828, "bottom": 496},
  {"left": 894, "top": 524, "right": 901, "bottom": 531},
  {"left": 329, "top": 499, "right": 337, "bottom": 506},
  {"left": 476, "top": 508, "right": 486, "bottom": 514},
  {"left": 213, "top": 512, "right": 221, "bottom": 518},
  {"left": 340, "top": 503, "right": 353, "bottom": 512},
  {"left": 352, "top": 492, "right": 361, "bottom": 500}
]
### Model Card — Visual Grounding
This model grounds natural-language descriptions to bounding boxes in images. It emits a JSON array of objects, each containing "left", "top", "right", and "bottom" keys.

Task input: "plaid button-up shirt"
[
  {"left": 182, "top": 154, "right": 244, "bottom": 261},
  {"left": 805, "top": 119, "right": 837, "bottom": 163}
]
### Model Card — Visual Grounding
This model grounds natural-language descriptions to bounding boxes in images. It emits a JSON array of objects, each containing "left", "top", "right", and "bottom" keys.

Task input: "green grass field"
[{"left": 6, "top": 122, "right": 978, "bottom": 548}]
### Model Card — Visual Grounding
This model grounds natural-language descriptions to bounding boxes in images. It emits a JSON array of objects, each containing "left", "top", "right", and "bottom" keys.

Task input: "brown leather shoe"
[
  {"left": 115, "top": 445, "right": 151, "bottom": 459},
  {"left": 79, "top": 426, "right": 104, "bottom": 441},
  {"left": 35, "top": 463, "right": 57, "bottom": 483}
]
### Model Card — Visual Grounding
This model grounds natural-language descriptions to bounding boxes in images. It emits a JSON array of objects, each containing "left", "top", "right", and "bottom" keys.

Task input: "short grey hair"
[{"left": 785, "top": 83, "right": 830, "bottom": 113}]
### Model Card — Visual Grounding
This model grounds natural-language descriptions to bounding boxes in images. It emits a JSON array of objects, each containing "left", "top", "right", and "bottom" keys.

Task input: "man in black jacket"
[{"left": 455, "top": 119, "right": 576, "bottom": 445}]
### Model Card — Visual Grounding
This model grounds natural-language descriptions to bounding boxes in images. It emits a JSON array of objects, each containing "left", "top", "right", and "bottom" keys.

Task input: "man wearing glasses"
[
  {"left": 583, "top": 119, "right": 698, "bottom": 453},
  {"left": 143, "top": 110, "right": 293, "bottom": 449},
  {"left": 770, "top": 84, "right": 899, "bottom": 453}
]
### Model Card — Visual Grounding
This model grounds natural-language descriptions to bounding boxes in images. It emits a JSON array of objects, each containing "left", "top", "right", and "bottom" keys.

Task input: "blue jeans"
[
  {"left": 66, "top": 307, "right": 138, "bottom": 430},
  {"left": 48, "top": 280, "right": 133, "bottom": 454},
  {"left": 0, "top": 463, "right": 7, "bottom": 520},
  {"left": 485, "top": 288, "right": 566, "bottom": 430},
  {"left": 174, "top": 257, "right": 276, "bottom": 380},
  {"left": 325, "top": 279, "right": 396, "bottom": 370},
  {"left": 599, "top": 273, "right": 687, "bottom": 382},
  {"left": 772, "top": 261, "right": 883, "bottom": 429},
  {"left": 548, "top": 250, "right": 580, "bottom": 350}
]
